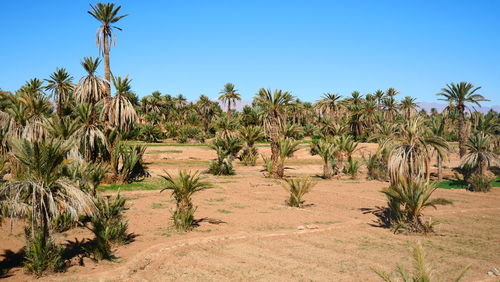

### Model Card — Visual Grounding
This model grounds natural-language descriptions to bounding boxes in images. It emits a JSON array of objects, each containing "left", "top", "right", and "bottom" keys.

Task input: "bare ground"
[{"left": 1, "top": 143, "right": 499, "bottom": 281}]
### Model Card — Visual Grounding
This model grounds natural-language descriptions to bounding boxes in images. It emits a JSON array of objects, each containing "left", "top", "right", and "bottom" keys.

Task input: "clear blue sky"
[{"left": 1, "top": 0, "right": 499, "bottom": 106}]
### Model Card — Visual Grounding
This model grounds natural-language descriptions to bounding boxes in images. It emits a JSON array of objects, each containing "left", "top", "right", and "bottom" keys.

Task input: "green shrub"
[
  {"left": 381, "top": 179, "right": 452, "bottom": 233},
  {"left": 139, "top": 124, "right": 163, "bottom": 143},
  {"left": 51, "top": 212, "right": 77, "bottom": 233},
  {"left": 345, "top": 159, "right": 361, "bottom": 180},
  {"left": 366, "top": 154, "right": 388, "bottom": 181},
  {"left": 160, "top": 170, "right": 211, "bottom": 231},
  {"left": 282, "top": 178, "right": 316, "bottom": 207},
  {"left": 208, "top": 136, "right": 242, "bottom": 175},
  {"left": 468, "top": 173, "right": 494, "bottom": 192},
  {"left": 371, "top": 242, "right": 470, "bottom": 281},
  {"left": 87, "top": 195, "right": 129, "bottom": 260},
  {"left": 24, "top": 229, "right": 65, "bottom": 276}
]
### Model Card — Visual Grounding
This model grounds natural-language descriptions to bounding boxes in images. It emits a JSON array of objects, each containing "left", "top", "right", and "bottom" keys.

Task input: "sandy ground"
[{"left": 1, "top": 143, "right": 499, "bottom": 281}]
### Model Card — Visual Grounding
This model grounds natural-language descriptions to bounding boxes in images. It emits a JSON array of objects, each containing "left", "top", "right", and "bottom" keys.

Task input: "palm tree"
[
  {"left": 75, "top": 57, "right": 107, "bottom": 123},
  {"left": 379, "top": 117, "right": 449, "bottom": 184},
  {"left": 385, "top": 87, "right": 399, "bottom": 97},
  {"left": 316, "top": 93, "right": 342, "bottom": 121},
  {"left": 382, "top": 96, "right": 398, "bottom": 121},
  {"left": 88, "top": 3, "right": 128, "bottom": 96},
  {"left": 381, "top": 178, "right": 452, "bottom": 233},
  {"left": 437, "top": 82, "right": 489, "bottom": 157},
  {"left": 0, "top": 138, "right": 95, "bottom": 243},
  {"left": 277, "top": 138, "right": 301, "bottom": 177},
  {"left": 254, "top": 88, "right": 294, "bottom": 178},
  {"left": 45, "top": 68, "right": 74, "bottom": 117},
  {"left": 101, "top": 76, "right": 137, "bottom": 132},
  {"left": 238, "top": 125, "right": 264, "bottom": 166},
  {"left": 461, "top": 133, "right": 498, "bottom": 177},
  {"left": 160, "top": 170, "right": 211, "bottom": 231},
  {"left": 312, "top": 139, "right": 337, "bottom": 179},
  {"left": 429, "top": 115, "right": 447, "bottom": 181},
  {"left": 374, "top": 89, "right": 385, "bottom": 109},
  {"left": 400, "top": 96, "right": 418, "bottom": 119},
  {"left": 218, "top": 83, "right": 241, "bottom": 116}
]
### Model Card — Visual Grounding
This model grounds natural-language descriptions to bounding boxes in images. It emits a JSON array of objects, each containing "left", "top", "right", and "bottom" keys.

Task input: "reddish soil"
[{"left": 1, "top": 143, "right": 499, "bottom": 281}]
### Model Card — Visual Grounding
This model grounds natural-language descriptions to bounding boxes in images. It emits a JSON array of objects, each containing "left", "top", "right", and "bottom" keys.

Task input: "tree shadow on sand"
[
  {"left": 359, "top": 206, "right": 393, "bottom": 229},
  {"left": 0, "top": 248, "right": 25, "bottom": 278}
]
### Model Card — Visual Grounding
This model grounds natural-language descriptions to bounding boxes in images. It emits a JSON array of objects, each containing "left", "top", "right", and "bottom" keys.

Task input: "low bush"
[
  {"left": 282, "top": 178, "right": 316, "bottom": 207},
  {"left": 160, "top": 170, "right": 211, "bottom": 231}
]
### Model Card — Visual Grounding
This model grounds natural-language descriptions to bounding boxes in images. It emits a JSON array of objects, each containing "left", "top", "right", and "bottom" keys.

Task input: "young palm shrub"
[
  {"left": 275, "top": 138, "right": 301, "bottom": 178},
  {"left": 112, "top": 144, "right": 148, "bottom": 183},
  {"left": 371, "top": 242, "right": 470, "bottom": 282},
  {"left": 238, "top": 125, "right": 264, "bottom": 166},
  {"left": 282, "top": 178, "right": 316, "bottom": 207},
  {"left": 311, "top": 139, "right": 337, "bottom": 179},
  {"left": 345, "top": 158, "right": 361, "bottom": 180},
  {"left": 87, "top": 194, "right": 128, "bottom": 260},
  {"left": 139, "top": 124, "right": 163, "bottom": 143},
  {"left": 24, "top": 228, "right": 65, "bottom": 276},
  {"left": 160, "top": 170, "right": 212, "bottom": 231},
  {"left": 380, "top": 178, "right": 452, "bottom": 233},
  {"left": 208, "top": 136, "right": 242, "bottom": 175},
  {"left": 366, "top": 153, "right": 388, "bottom": 181}
]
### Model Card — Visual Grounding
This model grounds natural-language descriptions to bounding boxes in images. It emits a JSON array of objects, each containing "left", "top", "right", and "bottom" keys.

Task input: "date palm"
[
  {"left": 0, "top": 138, "right": 95, "bottom": 241},
  {"left": 88, "top": 3, "right": 128, "bottom": 96},
  {"left": 101, "top": 76, "right": 137, "bottom": 132},
  {"left": 379, "top": 117, "right": 449, "bottom": 185},
  {"left": 218, "top": 83, "right": 241, "bottom": 117},
  {"left": 160, "top": 170, "right": 211, "bottom": 231},
  {"left": 316, "top": 93, "right": 342, "bottom": 121},
  {"left": 461, "top": 133, "right": 498, "bottom": 177},
  {"left": 75, "top": 57, "right": 107, "bottom": 123},
  {"left": 45, "top": 68, "right": 74, "bottom": 117},
  {"left": 400, "top": 96, "right": 418, "bottom": 119},
  {"left": 254, "top": 88, "right": 294, "bottom": 178},
  {"left": 312, "top": 139, "right": 337, "bottom": 179},
  {"left": 437, "top": 82, "right": 489, "bottom": 157}
]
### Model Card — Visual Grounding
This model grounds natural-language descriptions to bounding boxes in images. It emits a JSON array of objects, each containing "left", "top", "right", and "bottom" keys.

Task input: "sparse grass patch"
[
  {"left": 252, "top": 224, "right": 293, "bottom": 231},
  {"left": 217, "top": 209, "right": 232, "bottom": 214},
  {"left": 99, "top": 177, "right": 164, "bottom": 191},
  {"left": 232, "top": 204, "right": 249, "bottom": 209},
  {"left": 206, "top": 198, "right": 226, "bottom": 202},
  {"left": 436, "top": 176, "right": 500, "bottom": 189},
  {"left": 146, "top": 150, "right": 183, "bottom": 154},
  {"left": 151, "top": 203, "right": 166, "bottom": 209}
]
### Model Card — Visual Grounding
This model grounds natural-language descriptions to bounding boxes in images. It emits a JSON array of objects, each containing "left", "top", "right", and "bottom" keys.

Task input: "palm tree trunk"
[
  {"left": 103, "top": 35, "right": 111, "bottom": 96},
  {"left": 323, "top": 160, "right": 332, "bottom": 179},
  {"left": 458, "top": 105, "right": 467, "bottom": 157},
  {"left": 270, "top": 114, "right": 281, "bottom": 178},
  {"left": 57, "top": 94, "right": 63, "bottom": 118},
  {"left": 437, "top": 154, "right": 443, "bottom": 181}
]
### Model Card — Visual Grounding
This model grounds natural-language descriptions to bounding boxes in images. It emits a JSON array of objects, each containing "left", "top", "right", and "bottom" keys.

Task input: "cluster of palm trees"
[{"left": 0, "top": 3, "right": 135, "bottom": 275}]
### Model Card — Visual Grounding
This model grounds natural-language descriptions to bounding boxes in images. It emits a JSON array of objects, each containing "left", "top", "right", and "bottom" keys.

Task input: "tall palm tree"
[
  {"left": 101, "top": 76, "right": 137, "bottom": 132},
  {"left": 437, "top": 82, "right": 489, "bottom": 157},
  {"left": 374, "top": 89, "right": 385, "bottom": 109},
  {"left": 400, "top": 96, "right": 418, "bottom": 119},
  {"left": 255, "top": 88, "right": 294, "bottom": 178},
  {"left": 218, "top": 83, "right": 241, "bottom": 117},
  {"left": 88, "top": 3, "right": 128, "bottom": 96},
  {"left": 75, "top": 57, "right": 107, "bottom": 123},
  {"left": 429, "top": 115, "right": 447, "bottom": 181},
  {"left": 45, "top": 68, "right": 74, "bottom": 117},
  {"left": 316, "top": 93, "right": 342, "bottom": 121}
]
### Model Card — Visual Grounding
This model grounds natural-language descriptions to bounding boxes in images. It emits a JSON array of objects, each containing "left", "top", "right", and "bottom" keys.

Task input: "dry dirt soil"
[{"left": 1, "top": 143, "right": 499, "bottom": 281}]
